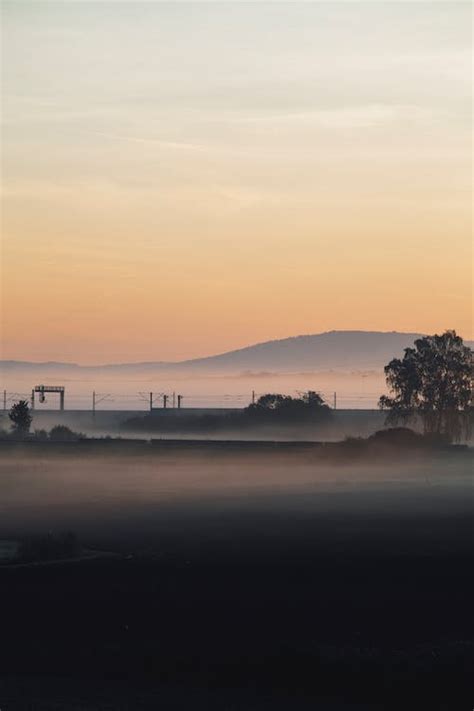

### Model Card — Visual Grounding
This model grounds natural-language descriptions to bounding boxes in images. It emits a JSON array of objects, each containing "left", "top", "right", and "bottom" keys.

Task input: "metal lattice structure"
[{"left": 32, "top": 385, "right": 65, "bottom": 411}]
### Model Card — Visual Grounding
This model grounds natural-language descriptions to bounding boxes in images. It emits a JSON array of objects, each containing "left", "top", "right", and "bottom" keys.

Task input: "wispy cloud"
[
  {"left": 229, "top": 104, "right": 439, "bottom": 129},
  {"left": 89, "top": 130, "right": 207, "bottom": 152}
]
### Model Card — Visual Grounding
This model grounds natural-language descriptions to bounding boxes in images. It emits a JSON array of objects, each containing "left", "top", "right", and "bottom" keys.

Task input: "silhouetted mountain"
[
  {"left": 2, "top": 331, "right": 472, "bottom": 376},
  {"left": 175, "top": 331, "right": 426, "bottom": 372}
]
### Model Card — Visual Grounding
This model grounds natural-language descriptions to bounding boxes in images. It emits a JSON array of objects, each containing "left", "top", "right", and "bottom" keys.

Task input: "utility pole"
[
  {"left": 139, "top": 391, "right": 160, "bottom": 412},
  {"left": 333, "top": 392, "right": 337, "bottom": 410},
  {"left": 172, "top": 392, "right": 176, "bottom": 408},
  {"left": 177, "top": 395, "right": 183, "bottom": 409},
  {"left": 252, "top": 390, "right": 255, "bottom": 405},
  {"left": 3, "top": 390, "right": 6, "bottom": 411},
  {"left": 93, "top": 391, "right": 113, "bottom": 417},
  {"left": 163, "top": 394, "right": 168, "bottom": 409}
]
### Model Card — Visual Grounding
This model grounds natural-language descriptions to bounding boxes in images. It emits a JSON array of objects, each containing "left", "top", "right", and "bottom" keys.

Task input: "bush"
[
  {"left": 368, "top": 427, "right": 423, "bottom": 446},
  {"left": 368, "top": 427, "right": 450, "bottom": 448},
  {"left": 49, "top": 425, "right": 84, "bottom": 442},
  {"left": 33, "top": 429, "right": 49, "bottom": 441}
]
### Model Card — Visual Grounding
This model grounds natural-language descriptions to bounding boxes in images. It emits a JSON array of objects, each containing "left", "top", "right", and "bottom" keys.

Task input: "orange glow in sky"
[{"left": 1, "top": 2, "right": 472, "bottom": 363}]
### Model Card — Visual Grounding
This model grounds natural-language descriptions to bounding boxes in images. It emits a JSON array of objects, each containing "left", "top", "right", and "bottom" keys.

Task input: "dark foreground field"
[{"left": 0, "top": 443, "right": 472, "bottom": 709}]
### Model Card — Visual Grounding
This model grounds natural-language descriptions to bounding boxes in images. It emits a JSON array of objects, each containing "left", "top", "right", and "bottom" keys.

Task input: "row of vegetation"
[
  {"left": 126, "top": 390, "right": 331, "bottom": 433},
  {"left": 2, "top": 331, "right": 472, "bottom": 443},
  {"left": 0, "top": 411, "right": 85, "bottom": 442}
]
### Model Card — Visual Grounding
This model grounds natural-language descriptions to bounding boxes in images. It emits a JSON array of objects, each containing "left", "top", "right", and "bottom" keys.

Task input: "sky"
[{"left": 1, "top": 1, "right": 472, "bottom": 364}]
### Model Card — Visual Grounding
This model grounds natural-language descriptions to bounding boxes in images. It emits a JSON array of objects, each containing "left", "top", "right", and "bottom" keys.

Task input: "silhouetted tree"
[
  {"left": 379, "top": 331, "right": 473, "bottom": 442},
  {"left": 9, "top": 400, "right": 32, "bottom": 436},
  {"left": 301, "top": 390, "right": 327, "bottom": 408},
  {"left": 250, "top": 394, "right": 290, "bottom": 411},
  {"left": 245, "top": 391, "right": 330, "bottom": 422}
]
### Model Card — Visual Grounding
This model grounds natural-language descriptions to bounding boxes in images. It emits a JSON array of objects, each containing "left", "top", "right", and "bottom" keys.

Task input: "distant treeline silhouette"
[
  {"left": 0, "top": 420, "right": 85, "bottom": 442},
  {"left": 125, "top": 391, "right": 332, "bottom": 433}
]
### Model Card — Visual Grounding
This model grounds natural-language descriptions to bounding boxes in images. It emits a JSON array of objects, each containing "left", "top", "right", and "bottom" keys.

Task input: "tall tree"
[
  {"left": 9, "top": 400, "right": 33, "bottom": 436},
  {"left": 379, "top": 331, "right": 473, "bottom": 442}
]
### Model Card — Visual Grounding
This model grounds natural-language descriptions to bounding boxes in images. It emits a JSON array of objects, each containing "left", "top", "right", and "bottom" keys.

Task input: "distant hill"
[
  {"left": 176, "top": 331, "right": 426, "bottom": 372},
  {"left": 2, "top": 331, "right": 472, "bottom": 376}
]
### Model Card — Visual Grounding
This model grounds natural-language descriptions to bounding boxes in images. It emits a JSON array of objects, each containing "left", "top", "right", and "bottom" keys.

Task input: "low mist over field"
[{"left": 1, "top": 446, "right": 472, "bottom": 555}]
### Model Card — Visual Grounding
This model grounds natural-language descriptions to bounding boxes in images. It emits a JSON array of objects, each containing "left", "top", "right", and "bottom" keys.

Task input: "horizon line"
[{"left": 3, "top": 328, "right": 469, "bottom": 369}]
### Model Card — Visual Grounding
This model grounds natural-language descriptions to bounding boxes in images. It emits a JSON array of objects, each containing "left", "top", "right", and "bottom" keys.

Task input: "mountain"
[
  {"left": 176, "top": 331, "right": 425, "bottom": 372},
  {"left": 3, "top": 331, "right": 471, "bottom": 376}
]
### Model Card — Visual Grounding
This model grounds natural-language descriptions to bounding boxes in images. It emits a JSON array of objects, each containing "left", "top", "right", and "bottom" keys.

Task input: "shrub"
[{"left": 49, "top": 425, "right": 84, "bottom": 442}]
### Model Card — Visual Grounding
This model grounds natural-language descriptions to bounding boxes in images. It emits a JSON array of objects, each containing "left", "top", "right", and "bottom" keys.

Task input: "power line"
[
  {"left": 2, "top": 392, "right": 31, "bottom": 410},
  {"left": 92, "top": 391, "right": 114, "bottom": 415}
]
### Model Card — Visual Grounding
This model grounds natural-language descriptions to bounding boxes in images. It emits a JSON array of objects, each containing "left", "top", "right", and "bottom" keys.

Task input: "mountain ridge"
[{"left": 2, "top": 330, "right": 472, "bottom": 374}]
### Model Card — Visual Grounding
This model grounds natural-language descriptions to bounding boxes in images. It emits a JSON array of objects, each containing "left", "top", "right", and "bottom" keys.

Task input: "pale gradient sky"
[{"left": 1, "top": 1, "right": 472, "bottom": 363}]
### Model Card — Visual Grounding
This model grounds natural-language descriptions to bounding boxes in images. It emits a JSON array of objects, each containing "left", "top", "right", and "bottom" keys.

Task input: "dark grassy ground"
[
  {"left": 1, "top": 521, "right": 473, "bottom": 709},
  {"left": 0, "top": 443, "right": 472, "bottom": 709}
]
